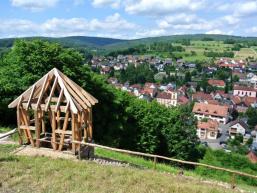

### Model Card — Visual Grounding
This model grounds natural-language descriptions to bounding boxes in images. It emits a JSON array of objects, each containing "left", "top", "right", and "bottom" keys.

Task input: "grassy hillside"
[{"left": 0, "top": 144, "right": 239, "bottom": 193}]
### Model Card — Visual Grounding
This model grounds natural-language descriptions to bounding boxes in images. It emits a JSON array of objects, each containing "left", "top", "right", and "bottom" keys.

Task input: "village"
[{"left": 91, "top": 55, "right": 257, "bottom": 155}]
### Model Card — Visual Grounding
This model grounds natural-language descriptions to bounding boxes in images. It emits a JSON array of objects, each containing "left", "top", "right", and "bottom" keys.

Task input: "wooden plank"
[
  {"left": 58, "top": 110, "right": 70, "bottom": 151},
  {"left": 55, "top": 88, "right": 64, "bottom": 112},
  {"left": 55, "top": 129, "right": 72, "bottom": 135},
  {"left": 26, "top": 85, "right": 36, "bottom": 110},
  {"left": 20, "top": 125, "right": 36, "bottom": 130},
  {"left": 45, "top": 76, "right": 58, "bottom": 111},
  {"left": 36, "top": 74, "right": 49, "bottom": 109}
]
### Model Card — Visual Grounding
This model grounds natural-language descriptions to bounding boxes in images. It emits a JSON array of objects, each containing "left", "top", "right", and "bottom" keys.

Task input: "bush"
[{"left": 196, "top": 149, "right": 257, "bottom": 186}]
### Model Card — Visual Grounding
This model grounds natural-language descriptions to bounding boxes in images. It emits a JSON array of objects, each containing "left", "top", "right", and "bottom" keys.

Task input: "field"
[
  {"left": 235, "top": 48, "right": 257, "bottom": 59},
  {"left": 0, "top": 144, "right": 243, "bottom": 193},
  {"left": 141, "top": 40, "right": 257, "bottom": 62}
]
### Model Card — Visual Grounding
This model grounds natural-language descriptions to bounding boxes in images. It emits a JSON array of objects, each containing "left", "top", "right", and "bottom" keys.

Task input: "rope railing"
[{"left": 73, "top": 140, "right": 257, "bottom": 181}]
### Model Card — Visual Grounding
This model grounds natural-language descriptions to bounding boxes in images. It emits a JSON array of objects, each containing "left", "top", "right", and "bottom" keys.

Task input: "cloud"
[
  {"left": 0, "top": 19, "right": 38, "bottom": 37},
  {"left": 0, "top": 14, "right": 137, "bottom": 39},
  {"left": 91, "top": 0, "right": 120, "bottom": 9},
  {"left": 206, "top": 29, "right": 233, "bottom": 35},
  {"left": 217, "top": 1, "right": 257, "bottom": 18},
  {"left": 136, "top": 29, "right": 167, "bottom": 38},
  {"left": 124, "top": 0, "right": 205, "bottom": 16},
  {"left": 10, "top": 0, "right": 59, "bottom": 11}
]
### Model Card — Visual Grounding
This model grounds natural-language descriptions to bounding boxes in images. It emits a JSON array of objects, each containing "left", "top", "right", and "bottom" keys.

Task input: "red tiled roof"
[
  {"left": 193, "top": 102, "right": 229, "bottom": 117},
  {"left": 192, "top": 92, "right": 213, "bottom": 101},
  {"left": 208, "top": 79, "right": 225, "bottom": 87},
  {"left": 156, "top": 92, "right": 171, "bottom": 99},
  {"left": 247, "top": 151, "right": 257, "bottom": 164},
  {"left": 178, "top": 96, "right": 189, "bottom": 105},
  {"left": 231, "top": 96, "right": 257, "bottom": 107},
  {"left": 233, "top": 85, "right": 257, "bottom": 92},
  {"left": 206, "top": 100, "right": 220, "bottom": 105},
  {"left": 197, "top": 120, "right": 219, "bottom": 131}
]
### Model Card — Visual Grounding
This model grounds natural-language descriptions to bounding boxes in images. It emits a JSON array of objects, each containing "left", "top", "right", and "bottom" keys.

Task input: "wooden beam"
[
  {"left": 55, "top": 88, "right": 64, "bottom": 112},
  {"left": 36, "top": 74, "right": 49, "bottom": 110},
  {"left": 26, "top": 85, "right": 36, "bottom": 110},
  {"left": 54, "top": 69, "right": 78, "bottom": 114},
  {"left": 58, "top": 110, "right": 70, "bottom": 151},
  {"left": 16, "top": 109, "right": 23, "bottom": 145},
  {"left": 88, "top": 108, "right": 93, "bottom": 140},
  {"left": 8, "top": 69, "right": 55, "bottom": 108},
  {"left": 58, "top": 70, "right": 98, "bottom": 105},
  {"left": 35, "top": 110, "right": 40, "bottom": 148},
  {"left": 17, "top": 96, "right": 23, "bottom": 144},
  {"left": 51, "top": 110, "right": 57, "bottom": 150},
  {"left": 62, "top": 80, "right": 89, "bottom": 110},
  {"left": 71, "top": 113, "right": 76, "bottom": 153},
  {"left": 45, "top": 76, "right": 58, "bottom": 111}
]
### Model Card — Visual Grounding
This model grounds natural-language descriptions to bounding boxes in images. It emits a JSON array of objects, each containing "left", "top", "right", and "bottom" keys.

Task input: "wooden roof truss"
[{"left": 8, "top": 68, "right": 98, "bottom": 153}]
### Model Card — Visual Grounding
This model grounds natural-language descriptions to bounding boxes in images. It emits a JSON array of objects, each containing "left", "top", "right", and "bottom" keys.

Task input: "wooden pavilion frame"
[{"left": 8, "top": 68, "right": 98, "bottom": 153}]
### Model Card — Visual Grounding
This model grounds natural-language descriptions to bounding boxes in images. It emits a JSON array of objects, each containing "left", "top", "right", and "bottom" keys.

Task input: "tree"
[
  {"left": 184, "top": 71, "right": 192, "bottom": 83},
  {"left": 246, "top": 107, "right": 257, "bottom": 129}
]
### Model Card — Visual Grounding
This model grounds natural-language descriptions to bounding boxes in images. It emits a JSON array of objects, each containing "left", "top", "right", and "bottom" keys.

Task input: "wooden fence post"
[
  {"left": 231, "top": 173, "right": 236, "bottom": 189},
  {"left": 154, "top": 156, "right": 157, "bottom": 170}
]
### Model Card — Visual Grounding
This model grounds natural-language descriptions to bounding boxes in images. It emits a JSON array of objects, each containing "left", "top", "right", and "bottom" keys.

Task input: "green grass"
[
  {"left": 0, "top": 144, "right": 237, "bottom": 193},
  {"left": 0, "top": 126, "right": 20, "bottom": 142},
  {"left": 0, "top": 126, "right": 12, "bottom": 133}
]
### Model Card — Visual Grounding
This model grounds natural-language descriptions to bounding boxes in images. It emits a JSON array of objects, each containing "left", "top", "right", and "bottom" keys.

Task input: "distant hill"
[
  {"left": 1, "top": 34, "right": 257, "bottom": 50},
  {"left": 0, "top": 36, "right": 125, "bottom": 49}
]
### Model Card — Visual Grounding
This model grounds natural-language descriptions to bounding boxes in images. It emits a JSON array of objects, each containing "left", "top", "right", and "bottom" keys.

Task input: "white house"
[
  {"left": 197, "top": 120, "right": 219, "bottom": 139},
  {"left": 156, "top": 90, "right": 178, "bottom": 107},
  {"left": 229, "top": 120, "right": 248, "bottom": 138},
  {"left": 233, "top": 85, "right": 257, "bottom": 98}
]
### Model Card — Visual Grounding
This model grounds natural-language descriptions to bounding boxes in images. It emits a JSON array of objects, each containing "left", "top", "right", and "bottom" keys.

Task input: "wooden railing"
[{"left": 73, "top": 140, "right": 257, "bottom": 188}]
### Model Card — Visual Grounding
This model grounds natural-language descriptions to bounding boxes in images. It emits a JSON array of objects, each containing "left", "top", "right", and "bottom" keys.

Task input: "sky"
[{"left": 0, "top": 0, "right": 257, "bottom": 39}]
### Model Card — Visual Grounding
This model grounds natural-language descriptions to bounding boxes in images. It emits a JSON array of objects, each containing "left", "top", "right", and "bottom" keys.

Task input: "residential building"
[
  {"left": 228, "top": 119, "right": 248, "bottom": 138},
  {"left": 193, "top": 102, "right": 229, "bottom": 124},
  {"left": 156, "top": 90, "right": 178, "bottom": 107},
  {"left": 233, "top": 85, "right": 257, "bottom": 98},
  {"left": 197, "top": 120, "right": 219, "bottom": 139},
  {"left": 208, "top": 79, "right": 225, "bottom": 88}
]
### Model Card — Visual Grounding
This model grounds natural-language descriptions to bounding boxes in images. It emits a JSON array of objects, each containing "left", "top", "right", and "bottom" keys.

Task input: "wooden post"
[
  {"left": 71, "top": 113, "right": 76, "bottom": 153},
  {"left": 88, "top": 108, "right": 93, "bottom": 140},
  {"left": 231, "top": 173, "right": 236, "bottom": 189},
  {"left": 51, "top": 111, "right": 57, "bottom": 150},
  {"left": 58, "top": 110, "right": 70, "bottom": 151},
  {"left": 16, "top": 108, "right": 23, "bottom": 145},
  {"left": 154, "top": 156, "right": 157, "bottom": 170},
  {"left": 35, "top": 110, "right": 40, "bottom": 148},
  {"left": 20, "top": 108, "right": 35, "bottom": 147}
]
